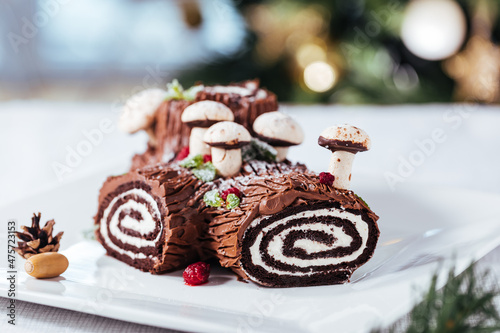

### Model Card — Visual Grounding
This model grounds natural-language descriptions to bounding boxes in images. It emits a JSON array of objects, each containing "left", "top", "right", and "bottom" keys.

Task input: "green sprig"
[
  {"left": 180, "top": 154, "right": 203, "bottom": 169},
  {"left": 242, "top": 138, "right": 277, "bottom": 162},
  {"left": 165, "top": 79, "right": 203, "bottom": 101},
  {"left": 356, "top": 195, "right": 370, "bottom": 209},
  {"left": 180, "top": 155, "right": 217, "bottom": 182},
  {"left": 203, "top": 190, "right": 223, "bottom": 208},
  {"left": 226, "top": 193, "right": 241, "bottom": 209},
  {"left": 373, "top": 262, "right": 500, "bottom": 333},
  {"left": 192, "top": 162, "right": 217, "bottom": 182},
  {"left": 183, "top": 85, "right": 204, "bottom": 101}
]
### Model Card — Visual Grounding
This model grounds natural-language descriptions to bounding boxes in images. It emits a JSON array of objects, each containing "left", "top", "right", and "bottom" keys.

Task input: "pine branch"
[{"left": 373, "top": 262, "right": 500, "bottom": 333}]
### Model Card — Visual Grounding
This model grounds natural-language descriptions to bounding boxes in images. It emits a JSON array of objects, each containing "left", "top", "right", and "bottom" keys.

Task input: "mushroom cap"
[
  {"left": 253, "top": 111, "right": 304, "bottom": 146},
  {"left": 118, "top": 88, "right": 167, "bottom": 133},
  {"left": 181, "top": 101, "right": 234, "bottom": 127},
  {"left": 318, "top": 124, "right": 371, "bottom": 152},
  {"left": 204, "top": 121, "right": 251, "bottom": 149}
]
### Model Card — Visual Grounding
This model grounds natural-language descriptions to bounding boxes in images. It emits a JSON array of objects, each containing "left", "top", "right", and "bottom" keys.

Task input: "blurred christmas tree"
[{"left": 181, "top": 0, "right": 500, "bottom": 104}]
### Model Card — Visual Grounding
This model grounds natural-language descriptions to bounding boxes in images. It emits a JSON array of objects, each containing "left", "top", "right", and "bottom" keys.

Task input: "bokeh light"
[
  {"left": 401, "top": 0, "right": 466, "bottom": 61},
  {"left": 296, "top": 43, "right": 326, "bottom": 68},
  {"left": 303, "top": 61, "right": 337, "bottom": 92}
]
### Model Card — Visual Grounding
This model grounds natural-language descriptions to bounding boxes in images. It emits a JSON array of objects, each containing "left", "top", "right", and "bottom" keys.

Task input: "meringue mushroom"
[
  {"left": 253, "top": 111, "right": 304, "bottom": 162},
  {"left": 181, "top": 101, "right": 234, "bottom": 156},
  {"left": 318, "top": 124, "right": 371, "bottom": 190},
  {"left": 204, "top": 122, "right": 251, "bottom": 177},
  {"left": 118, "top": 88, "right": 167, "bottom": 146}
]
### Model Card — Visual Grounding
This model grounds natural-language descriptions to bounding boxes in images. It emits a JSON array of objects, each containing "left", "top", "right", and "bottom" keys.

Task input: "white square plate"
[{"left": 1, "top": 173, "right": 500, "bottom": 333}]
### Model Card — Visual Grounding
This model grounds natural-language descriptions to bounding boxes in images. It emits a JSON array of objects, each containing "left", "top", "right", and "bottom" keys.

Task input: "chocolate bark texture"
[
  {"left": 195, "top": 80, "right": 278, "bottom": 137},
  {"left": 95, "top": 159, "right": 379, "bottom": 287},
  {"left": 94, "top": 160, "right": 306, "bottom": 274},
  {"left": 154, "top": 99, "right": 192, "bottom": 167},
  {"left": 202, "top": 165, "right": 379, "bottom": 287},
  {"left": 130, "top": 81, "right": 278, "bottom": 170},
  {"left": 94, "top": 163, "right": 209, "bottom": 273}
]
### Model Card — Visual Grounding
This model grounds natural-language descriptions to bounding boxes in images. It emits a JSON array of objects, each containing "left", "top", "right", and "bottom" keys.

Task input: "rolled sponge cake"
[
  {"left": 203, "top": 162, "right": 379, "bottom": 287},
  {"left": 94, "top": 160, "right": 379, "bottom": 287},
  {"left": 94, "top": 163, "right": 208, "bottom": 273}
]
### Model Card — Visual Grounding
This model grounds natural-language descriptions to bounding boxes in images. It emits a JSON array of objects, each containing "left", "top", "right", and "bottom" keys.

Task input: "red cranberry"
[
  {"left": 176, "top": 147, "right": 190, "bottom": 161},
  {"left": 221, "top": 187, "right": 242, "bottom": 201},
  {"left": 319, "top": 172, "right": 335, "bottom": 186},
  {"left": 203, "top": 154, "right": 212, "bottom": 163},
  {"left": 183, "top": 262, "right": 210, "bottom": 286}
]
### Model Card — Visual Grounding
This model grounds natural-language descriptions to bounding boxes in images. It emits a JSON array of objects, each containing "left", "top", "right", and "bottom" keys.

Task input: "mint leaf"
[
  {"left": 242, "top": 138, "right": 277, "bottom": 162},
  {"left": 226, "top": 193, "right": 241, "bottom": 209},
  {"left": 180, "top": 154, "right": 203, "bottom": 169},
  {"left": 165, "top": 79, "right": 184, "bottom": 100},
  {"left": 165, "top": 79, "right": 204, "bottom": 101},
  {"left": 203, "top": 189, "right": 223, "bottom": 208},
  {"left": 183, "top": 85, "right": 204, "bottom": 101},
  {"left": 356, "top": 195, "right": 370, "bottom": 209},
  {"left": 192, "top": 162, "right": 217, "bottom": 182}
]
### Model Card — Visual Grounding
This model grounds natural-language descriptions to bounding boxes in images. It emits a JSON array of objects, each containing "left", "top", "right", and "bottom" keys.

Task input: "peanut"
[{"left": 24, "top": 252, "right": 68, "bottom": 279}]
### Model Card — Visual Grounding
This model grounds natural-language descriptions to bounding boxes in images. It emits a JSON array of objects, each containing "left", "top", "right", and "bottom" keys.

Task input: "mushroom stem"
[
  {"left": 146, "top": 127, "right": 158, "bottom": 147},
  {"left": 274, "top": 147, "right": 289, "bottom": 162},
  {"left": 211, "top": 147, "right": 242, "bottom": 177},
  {"left": 189, "top": 127, "right": 211, "bottom": 156},
  {"left": 328, "top": 151, "right": 356, "bottom": 190}
]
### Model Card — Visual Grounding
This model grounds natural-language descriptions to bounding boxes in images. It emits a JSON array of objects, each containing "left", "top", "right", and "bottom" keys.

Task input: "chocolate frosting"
[
  {"left": 95, "top": 163, "right": 209, "bottom": 273},
  {"left": 96, "top": 158, "right": 379, "bottom": 285},
  {"left": 201, "top": 161, "right": 379, "bottom": 279}
]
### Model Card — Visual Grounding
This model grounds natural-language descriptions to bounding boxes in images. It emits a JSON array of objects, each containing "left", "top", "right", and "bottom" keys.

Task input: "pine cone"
[{"left": 14, "top": 213, "right": 64, "bottom": 259}]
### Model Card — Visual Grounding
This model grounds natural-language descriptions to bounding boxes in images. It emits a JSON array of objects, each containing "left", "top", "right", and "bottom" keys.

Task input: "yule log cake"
[
  {"left": 95, "top": 101, "right": 380, "bottom": 287},
  {"left": 119, "top": 80, "right": 278, "bottom": 170}
]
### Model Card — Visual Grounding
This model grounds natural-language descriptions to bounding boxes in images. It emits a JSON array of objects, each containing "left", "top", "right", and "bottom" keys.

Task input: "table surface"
[{"left": 1, "top": 102, "right": 499, "bottom": 332}]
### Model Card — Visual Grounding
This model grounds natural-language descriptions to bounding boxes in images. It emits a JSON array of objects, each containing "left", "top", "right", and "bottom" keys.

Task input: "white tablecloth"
[{"left": 1, "top": 102, "right": 499, "bottom": 332}]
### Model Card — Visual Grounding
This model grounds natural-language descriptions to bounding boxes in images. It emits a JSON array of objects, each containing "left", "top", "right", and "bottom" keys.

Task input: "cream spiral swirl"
[
  {"left": 240, "top": 203, "right": 377, "bottom": 287},
  {"left": 99, "top": 187, "right": 163, "bottom": 261}
]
